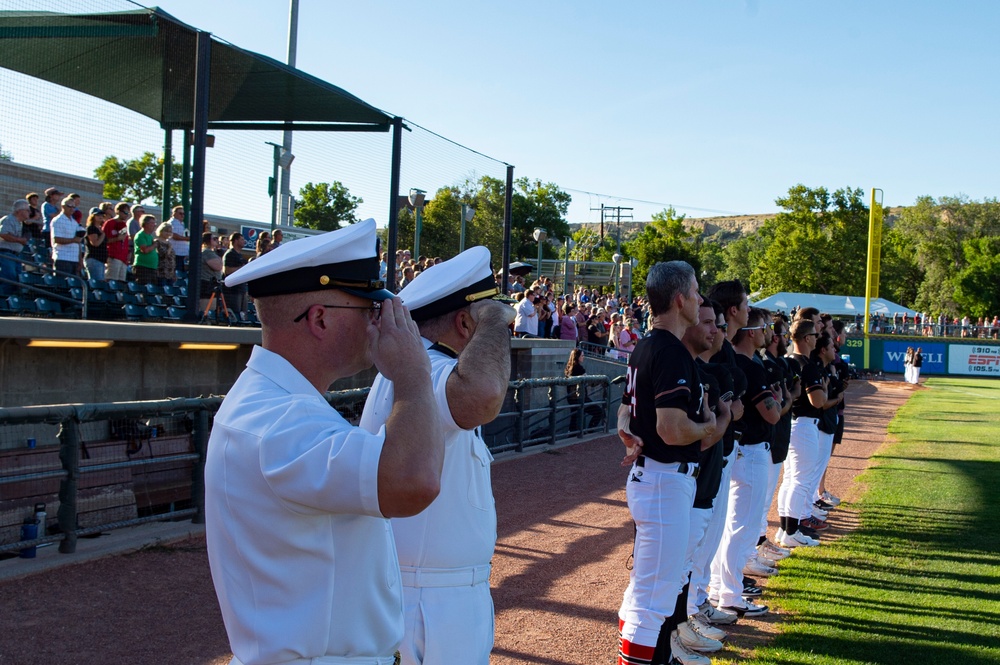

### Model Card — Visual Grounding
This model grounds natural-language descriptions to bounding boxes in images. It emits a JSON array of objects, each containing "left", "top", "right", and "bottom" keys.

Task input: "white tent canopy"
[{"left": 750, "top": 292, "right": 918, "bottom": 317}]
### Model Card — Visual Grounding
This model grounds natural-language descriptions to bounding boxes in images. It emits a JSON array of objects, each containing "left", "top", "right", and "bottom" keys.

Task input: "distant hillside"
[{"left": 569, "top": 208, "right": 903, "bottom": 243}]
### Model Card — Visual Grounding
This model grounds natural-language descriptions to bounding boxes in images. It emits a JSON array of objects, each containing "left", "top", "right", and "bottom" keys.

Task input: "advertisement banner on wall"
[
  {"left": 882, "top": 341, "right": 946, "bottom": 375},
  {"left": 948, "top": 345, "right": 1000, "bottom": 376}
]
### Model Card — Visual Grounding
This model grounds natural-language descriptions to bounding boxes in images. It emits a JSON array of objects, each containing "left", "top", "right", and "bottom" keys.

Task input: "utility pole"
[
  {"left": 278, "top": 0, "right": 299, "bottom": 228},
  {"left": 589, "top": 205, "right": 633, "bottom": 252}
]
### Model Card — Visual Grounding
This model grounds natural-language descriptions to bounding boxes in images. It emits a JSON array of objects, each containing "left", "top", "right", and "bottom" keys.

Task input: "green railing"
[{"left": 0, "top": 374, "right": 621, "bottom": 556}]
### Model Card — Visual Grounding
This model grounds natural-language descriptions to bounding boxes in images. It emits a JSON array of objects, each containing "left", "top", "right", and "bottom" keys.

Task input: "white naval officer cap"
[
  {"left": 224, "top": 218, "right": 393, "bottom": 301},
  {"left": 399, "top": 246, "right": 515, "bottom": 322}
]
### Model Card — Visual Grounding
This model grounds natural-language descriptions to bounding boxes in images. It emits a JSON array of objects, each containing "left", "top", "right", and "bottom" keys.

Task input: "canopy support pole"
[
  {"left": 501, "top": 165, "right": 514, "bottom": 295},
  {"left": 184, "top": 30, "right": 211, "bottom": 320},
  {"left": 386, "top": 116, "right": 403, "bottom": 293}
]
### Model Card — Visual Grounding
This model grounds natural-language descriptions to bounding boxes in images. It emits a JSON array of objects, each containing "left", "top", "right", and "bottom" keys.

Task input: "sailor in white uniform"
[
  {"left": 205, "top": 219, "right": 445, "bottom": 665},
  {"left": 360, "top": 246, "right": 515, "bottom": 665}
]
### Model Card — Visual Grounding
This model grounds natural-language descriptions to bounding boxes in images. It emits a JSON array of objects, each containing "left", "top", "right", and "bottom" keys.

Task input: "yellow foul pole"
[{"left": 863, "top": 188, "right": 884, "bottom": 369}]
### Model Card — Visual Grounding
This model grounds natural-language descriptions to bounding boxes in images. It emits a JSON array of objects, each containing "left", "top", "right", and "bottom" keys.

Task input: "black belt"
[{"left": 636, "top": 455, "right": 700, "bottom": 478}]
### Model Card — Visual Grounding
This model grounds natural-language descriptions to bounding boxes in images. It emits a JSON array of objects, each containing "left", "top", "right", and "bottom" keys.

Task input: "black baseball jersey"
[
  {"left": 734, "top": 354, "right": 774, "bottom": 445},
  {"left": 710, "top": 339, "right": 741, "bottom": 456},
  {"left": 788, "top": 354, "right": 826, "bottom": 419},
  {"left": 767, "top": 352, "right": 794, "bottom": 464},
  {"left": 621, "top": 328, "right": 704, "bottom": 464},
  {"left": 694, "top": 361, "right": 731, "bottom": 509}
]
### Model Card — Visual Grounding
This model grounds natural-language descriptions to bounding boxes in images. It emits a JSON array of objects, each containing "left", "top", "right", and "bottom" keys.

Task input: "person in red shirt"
[{"left": 102, "top": 202, "right": 131, "bottom": 281}]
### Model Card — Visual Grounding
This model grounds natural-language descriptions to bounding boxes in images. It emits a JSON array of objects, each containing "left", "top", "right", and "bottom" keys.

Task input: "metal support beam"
[
  {"left": 501, "top": 165, "right": 514, "bottom": 295},
  {"left": 184, "top": 31, "right": 211, "bottom": 320},
  {"left": 161, "top": 129, "right": 173, "bottom": 216},
  {"left": 386, "top": 117, "right": 403, "bottom": 292}
]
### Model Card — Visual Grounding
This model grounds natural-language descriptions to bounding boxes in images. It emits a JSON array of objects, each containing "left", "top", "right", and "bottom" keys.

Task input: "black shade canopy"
[{"left": 0, "top": 7, "right": 392, "bottom": 130}]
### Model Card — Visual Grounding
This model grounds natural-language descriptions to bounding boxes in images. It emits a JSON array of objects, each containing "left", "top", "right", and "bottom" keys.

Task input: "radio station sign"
[{"left": 948, "top": 345, "right": 1000, "bottom": 376}]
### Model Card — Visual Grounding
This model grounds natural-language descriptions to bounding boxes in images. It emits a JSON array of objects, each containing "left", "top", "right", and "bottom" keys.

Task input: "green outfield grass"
[{"left": 729, "top": 377, "right": 1000, "bottom": 665}]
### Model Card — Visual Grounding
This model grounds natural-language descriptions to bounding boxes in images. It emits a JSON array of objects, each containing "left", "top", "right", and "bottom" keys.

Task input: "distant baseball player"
[
  {"left": 616, "top": 261, "right": 716, "bottom": 665},
  {"left": 360, "top": 246, "right": 516, "bottom": 665}
]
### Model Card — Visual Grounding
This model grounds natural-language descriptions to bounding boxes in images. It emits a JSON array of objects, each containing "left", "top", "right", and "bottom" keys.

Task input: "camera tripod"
[{"left": 201, "top": 281, "right": 231, "bottom": 324}]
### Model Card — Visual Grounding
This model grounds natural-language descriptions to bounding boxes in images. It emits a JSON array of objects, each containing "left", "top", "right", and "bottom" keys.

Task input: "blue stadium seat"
[
  {"left": 146, "top": 305, "right": 168, "bottom": 320},
  {"left": 165, "top": 306, "right": 184, "bottom": 321},
  {"left": 88, "top": 279, "right": 109, "bottom": 292},
  {"left": 34, "top": 298, "right": 62, "bottom": 317},
  {"left": 7, "top": 296, "right": 35, "bottom": 315},
  {"left": 106, "top": 280, "right": 125, "bottom": 293},
  {"left": 124, "top": 303, "right": 145, "bottom": 321},
  {"left": 42, "top": 274, "right": 68, "bottom": 290}
]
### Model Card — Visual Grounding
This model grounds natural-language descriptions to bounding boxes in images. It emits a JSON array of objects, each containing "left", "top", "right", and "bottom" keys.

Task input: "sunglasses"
[
  {"left": 716, "top": 323, "right": 728, "bottom": 331},
  {"left": 293, "top": 302, "right": 381, "bottom": 323},
  {"left": 740, "top": 325, "right": 767, "bottom": 331}
]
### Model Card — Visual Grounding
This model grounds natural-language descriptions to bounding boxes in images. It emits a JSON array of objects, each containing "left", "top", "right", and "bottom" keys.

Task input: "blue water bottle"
[{"left": 19, "top": 518, "right": 38, "bottom": 559}]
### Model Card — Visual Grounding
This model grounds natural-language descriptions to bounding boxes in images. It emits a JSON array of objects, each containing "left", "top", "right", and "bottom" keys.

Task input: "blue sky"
[{"left": 3, "top": 0, "right": 998, "bottom": 226}]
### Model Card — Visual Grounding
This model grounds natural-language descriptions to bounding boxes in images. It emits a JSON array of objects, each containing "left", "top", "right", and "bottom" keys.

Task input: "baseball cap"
[
  {"left": 224, "top": 218, "right": 393, "bottom": 301},
  {"left": 44, "top": 187, "right": 62, "bottom": 198},
  {"left": 399, "top": 246, "right": 515, "bottom": 322}
]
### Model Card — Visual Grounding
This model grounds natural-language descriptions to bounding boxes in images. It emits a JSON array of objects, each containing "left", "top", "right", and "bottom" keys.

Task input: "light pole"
[
  {"left": 460, "top": 203, "right": 475, "bottom": 253},
  {"left": 563, "top": 237, "right": 575, "bottom": 297},
  {"left": 613, "top": 253, "right": 623, "bottom": 301},
  {"left": 532, "top": 227, "right": 547, "bottom": 280},
  {"left": 409, "top": 188, "right": 426, "bottom": 257},
  {"left": 266, "top": 141, "right": 294, "bottom": 234},
  {"left": 627, "top": 257, "right": 638, "bottom": 303}
]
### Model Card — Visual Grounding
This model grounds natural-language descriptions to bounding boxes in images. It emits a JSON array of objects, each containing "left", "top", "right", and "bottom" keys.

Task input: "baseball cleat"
[
  {"left": 759, "top": 540, "right": 791, "bottom": 559},
  {"left": 721, "top": 600, "right": 769, "bottom": 617},
  {"left": 669, "top": 629, "right": 712, "bottom": 664},
  {"left": 821, "top": 491, "right": 842, "bottom": 506},
  {"left": 742, "top": 585, "right": 763, "bottom": 597},
  {"left": 698, "top": 602, "right": 738, "bottom": 625},
  {"left": 778, "top": 530, "right": 819, "bottom": 548},
  {"left": 802, "top": 516, "right": 829, "bottom": 531},
  {"left": 677, "top": 620, "right": 724, "bottom": 652},
  {"left": 688, "top": 613, "right": 728, "bottom": 641},
  {"left": 743, "top": 558, "right": 778, "bottom": 576}
]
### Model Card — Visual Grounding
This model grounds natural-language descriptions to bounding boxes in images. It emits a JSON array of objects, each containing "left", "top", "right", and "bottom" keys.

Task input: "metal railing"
[
  {"left": 0, "top": 375, "right": 622, "bottom": 556},
  {"left": 0, "top": 252, "right": 88, "bottom": 318}
]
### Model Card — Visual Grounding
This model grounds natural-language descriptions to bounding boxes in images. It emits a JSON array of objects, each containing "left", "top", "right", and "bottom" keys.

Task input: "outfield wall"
[{"left": 846, "top": 335, "right": 1000, "bottom": 377}]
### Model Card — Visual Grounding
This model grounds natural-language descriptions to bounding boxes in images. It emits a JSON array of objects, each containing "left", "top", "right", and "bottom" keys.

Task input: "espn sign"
[{"left": 949, "top": 345, "right": 1000, "bottom": 376}]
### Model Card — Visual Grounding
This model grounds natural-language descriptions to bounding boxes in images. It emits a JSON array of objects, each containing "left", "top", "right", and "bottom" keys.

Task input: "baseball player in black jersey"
[
  {"left": 616, "top": 261, "right": 716, "bottom": 665},
  {"left": 776, "top": 319, "right": 832, "bottom": 547},
  {"left": 715, "top": 307, "right": 782, "bottom": 616}
]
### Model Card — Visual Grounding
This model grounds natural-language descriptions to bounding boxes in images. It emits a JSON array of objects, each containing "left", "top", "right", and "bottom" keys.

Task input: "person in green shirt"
[{"left": 133, "top": 214, "right": 159, "bottom": 285}]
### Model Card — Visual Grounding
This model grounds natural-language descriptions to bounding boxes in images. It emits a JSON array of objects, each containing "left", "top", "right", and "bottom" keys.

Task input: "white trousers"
[
  {"left": 684, "top": 506, "right": 715, "bottom": 616},
  {"left": 777, "top": 418, "right": 822, "bottom": 521},
  {"left": 911, "top": 366, "right": 921, "bottom": 384},
  {"left": 811, "top": 427, "right": 836, "bottom": 504},
  {"left": 618, "top": 459, "right": 697, "bottom": 648},
  {"left": 703, "top": 445, "right": 738, "bottom": 607},
  {"left": 761, "top": 460, "right": 782, "bottom": 538},
  {"left": 398, "top": 582, "right": 493, "bottom": 665},
  {"left": 715, "top": 442, "right": 771, "bottom": 607}
]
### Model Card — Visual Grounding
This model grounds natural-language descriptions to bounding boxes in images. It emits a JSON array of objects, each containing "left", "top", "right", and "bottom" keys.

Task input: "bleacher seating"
[{"left": 34, "top": 297, "right": 62, "bottom": 317}]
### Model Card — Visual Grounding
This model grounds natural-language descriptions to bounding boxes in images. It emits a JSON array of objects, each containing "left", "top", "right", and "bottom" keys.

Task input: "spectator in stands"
[
  {"left": 565, "top": 348, "right": 604, "bottom": 430},
  {"left": 167, "top": 205, "right": 190, "bottom": 271},
  {"left": 84, "top": 208, "right": 107, "bottom": 280},
  {"left": 271, "top": 228, "right": 283, "bottom": 249},
  {"left": 514, "top": 289, "right": 538, "bottom": 337},
  {"left": 559, "top": 302, "right": 579, "bottom": 341},
  {"left": 538, "top": 295, "right": 553, "bottom": 338},
  {"left": 50, "top": 195, "right": 85, "bottom": 276},
  {"left": 41, "top": 187, "right": 62, "bottom": 246},
  {"left": 103, "top": 202, "right": 131, "bottom": 282},
  {"left": 0, "top": 199, "right": 30, "bottom": 295},
  {"left": 216, "top": 234, "right": 230, "bottom": 258},
  {"left": 254, "top": 235, "right": 271, "bottom": 261},
  {"left": 222, "top": 232, "right": 248, "bottom": 316},
  {"left": 155, "top": 222, "right": 177, "bottom": 287},
  {"left": 199, "top": 233, "right": 224, "bottom": 313},
  {"left": 22, "top": 193, "right": 44, "bottom": 241},
  {"left": 69, "top": 194, "right": 84, "bottom": 225},
  {"left": 400, "top": 265, "right": 415, "bottom": 288},
  {"left": 127, "top": 204, "right": 146, "bottom": 239},
  {"left": 586, "top": 313, "right": 608, "bottom": 349},
  {"left": 132, "top": 214, "right": 159, "bottom": 285}
]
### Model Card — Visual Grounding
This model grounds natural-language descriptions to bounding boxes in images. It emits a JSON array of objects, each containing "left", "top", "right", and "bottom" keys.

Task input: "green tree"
[
  {"left": 955, "top": 236, "right": 1000, "bottom": 318},
  {"left": 0, "top": 143, "right": 11, "bottom": 161},
  {"left": 294, "top": 181, "right": 362, "bottom": 232},
  {"left": 510, "top": 178, "right": 571, "bottom": 260},
  {"left": 94, "top": 151, "right": 182, "bottom": 205},
  {"left": 396, "top": 186, "right": 463, "bottom": 259},
  {"left": 743, "top": 185, "right": 870, "bottom": 298},
  {"left": 624, "top": 207, "right": 700, "bottom": 294}
]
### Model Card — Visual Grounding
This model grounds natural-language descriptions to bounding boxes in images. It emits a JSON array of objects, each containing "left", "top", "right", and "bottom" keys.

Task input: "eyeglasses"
[
  {"left": 740, "top": 325, "right": 767, "bottom": 331},
  {"left": 804, "top": 332, "right": 820, "bottom": 338},
  {"left": 293, "top": 302, "right": 381, "bottom": 323}
]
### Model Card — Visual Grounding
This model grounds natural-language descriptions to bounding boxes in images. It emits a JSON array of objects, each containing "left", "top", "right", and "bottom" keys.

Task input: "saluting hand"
[
  {"left": 369, "top": 297, "right": 430, "bottom": 386},
  {"left": 471, "top": 298, "right": 516, "bottom": 327}
]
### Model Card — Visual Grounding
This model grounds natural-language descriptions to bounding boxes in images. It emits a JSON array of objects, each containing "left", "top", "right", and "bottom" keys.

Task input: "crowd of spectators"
[
  {"left": 0, "top": 188, "right": 283, "bottom": 320},
  {"left": 867, "top": 310, "right": 1000, "bottom": 339}
]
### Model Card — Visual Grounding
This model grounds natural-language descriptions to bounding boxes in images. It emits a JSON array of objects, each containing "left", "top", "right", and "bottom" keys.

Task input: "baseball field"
[{"left": 0, "top": 377, "right": 997, "bottom": 664}]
